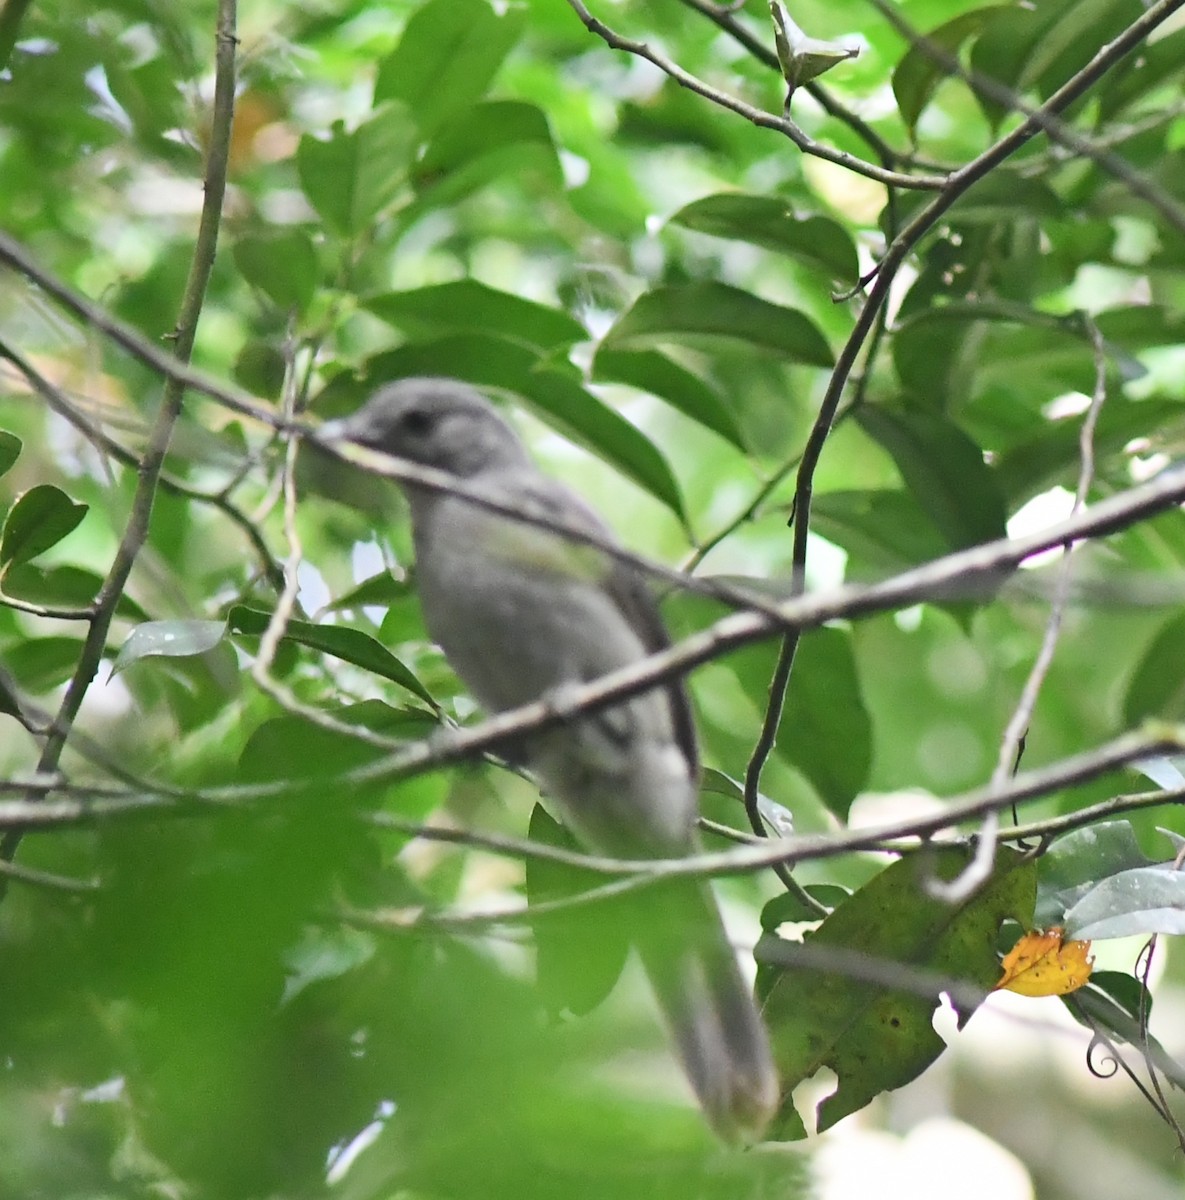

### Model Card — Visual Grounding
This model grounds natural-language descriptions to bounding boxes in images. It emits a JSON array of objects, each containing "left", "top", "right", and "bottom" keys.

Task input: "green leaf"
[
  {"left": 760, "top": 846, "right": 1035, "bottom": 1139},
  {"left": 410, "top": 100, "right": 560, "bottom": 213},
  {"left": 374, "top": 0, "right": 526, "bottom": 138},
  {"left": 857, "top": 405, "right": 1007, "bottom": 550},
  {"left": 113, "top": 619, "right": 226, "bottom": 674},
  {"left": 526, "top": 803, "right": 630, "bottom": 1017},
  {"left": 1036, "top": 821, "right": 1153, "bottom": 927},
  {"left": 1098, "top": 26, "right": 1185, "bottom": 119},
  {"left": 0, "top": 430, "right": 19, "bottom": 478},
  {"left": 297, "top": 104, "right": 414, "bottom": 237},
  {"left": 602, "top": 282, "right": 834, "bottom": 367},
  {"left": 0, "top": 484, "right": 88, "bottom": 571},
  {"left": 228, "top": 606, "right": 434, "bottom": 706},
  {"left": 233, "top": 229, "right": 319, "bottom": 311},
  {"left": 591, "top": 347, "right": 746, "bottom": 451},
  {"left": 327, "top": 571, "right": 414, "bottom": 612},
  {"left": 1070, "top": 977, "right": 1185, "bottom": 1088},
  {"left": 995, "top": 397, "right": 1183, "bottom": 505},
  {"left": 811, "top": 489, "right": 950, "bottom": 574},
  {"left": 364, "top": 281, "right": 585, "bottom": 352},
  {"left": 1, "top": 635, "right": 84, "bottom": 693},
  {"left": 1064, "top": 865, "right": 1185, "bottom": 941},
  {"left": 667, "top": 194, "right": 858, "bottom": 282},
  {"left": 363, "top": 336, "right": 688, "bottom": 523},
  {"left": 892, "top": 7, "right": 1003, "bottom": 135},
  {"left": 777, "top": 627, "right": 871, "bottom": 819},
  {"left": 950, "top": 172, "right": 1064, "bottom": 223},
  {"left": 1123, "top": 612, "right": 1185, "bottom": 725},
  {"left": 2, "top": 562, "right": 148, "bottom": 620}
]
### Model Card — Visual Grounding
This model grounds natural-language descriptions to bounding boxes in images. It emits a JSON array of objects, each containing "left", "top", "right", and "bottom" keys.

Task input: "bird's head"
[{"left": 320, "top": 377, "right": 529, "bottom": 478}]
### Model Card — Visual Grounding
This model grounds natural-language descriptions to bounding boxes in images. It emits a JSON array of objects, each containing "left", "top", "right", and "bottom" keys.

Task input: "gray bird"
[{"left": 321, "top": 377, "right": 778, "bottom": 1142}]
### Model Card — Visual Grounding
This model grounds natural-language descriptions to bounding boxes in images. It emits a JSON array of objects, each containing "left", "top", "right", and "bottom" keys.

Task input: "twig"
[
  {"left": 0, "top": 336, "right": 286, "bottom": 594},
  {"left": 675, "top": 0, "right": 908, "bottom": 172},
  {"left": 934, "top": 317, "right": 1109, "bottom": 903},
  {"left": 564, "top": 0, "right": 944, "bottom": 191},
  {"left": 866, "top": 0, "right": 1185, "bottom": 239}
]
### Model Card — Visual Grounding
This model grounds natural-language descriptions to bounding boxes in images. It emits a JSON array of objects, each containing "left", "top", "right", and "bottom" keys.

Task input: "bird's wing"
[{"left": 508, "top": 474, "right": 700, "bottom": 780}]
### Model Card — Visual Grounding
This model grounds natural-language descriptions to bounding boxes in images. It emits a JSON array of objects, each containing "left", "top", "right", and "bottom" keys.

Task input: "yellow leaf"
[{"left": 995, "top": 927, "right": 1093, "bottom": 997}]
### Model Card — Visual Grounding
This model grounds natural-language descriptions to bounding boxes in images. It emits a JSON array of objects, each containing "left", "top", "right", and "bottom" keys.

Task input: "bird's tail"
[{"left": 634, "top": 878, "right": 779, "bottom": 1143}]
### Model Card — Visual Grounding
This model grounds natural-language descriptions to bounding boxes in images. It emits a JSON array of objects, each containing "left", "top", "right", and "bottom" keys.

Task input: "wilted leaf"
[
  {"left": 995, "top": 927, "right": 1093, "bottom": 996},
  {"left": 769, "top": 1, "right": 859, "bottom": 96}
]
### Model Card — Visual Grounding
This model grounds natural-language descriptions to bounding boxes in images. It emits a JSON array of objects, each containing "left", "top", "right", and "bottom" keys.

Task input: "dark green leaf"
[
  {"left": 1, "top": 635, "right": 85, "bottom": 693},
  {"left": 1098, "top": 26, "right": 1185, "bottom": 118},
  {"left": 995, "top": 397, "right": 1183, "bottom": 504},
  {"left": 374, "top": 0, "right": 526, "bottom": 138},
  {"left": 591, "top": 348, "right": 746, "bottom": 450},
  {"left": 668, "top": 194, "right": 858, "bottom": 281},
  {"left": 297, "top": 104, "right": 414, "bottom": 237},
  {"left": 892, "top": 7, "right": 1003, "bottom": 134},
  {"left": 1124, "top": 612, "right": 1185, "bottom": 725},
  {"left": 857, "top": 405, "right": 1007, "bottom": 550},
  {"left": 2, "top": 562, "right": 147, "bottom": 620},
  {"left": 0, "top": 484, "right": 88, "bottom": 570},
  {"left": 760, "top": 847, "right": 1035, "bottom": 1138},
  {"left": 233, "top": 229, "right": 319, "bottom": 311},
  {"left": 228, "top": 605, "right": 436, "bottom": 706},
  {"left": 602, "top": 282, "right": 833, "bottom": 367},
  {"left": 410, "top": 100, "right": 560, "bottom": 213},
  {"left": 526, "top": 803, "right": 630, "bottom": 1017},
  {"left": 1070, "top": 978, "right": 1185, "bottom": 1088},
  {"left": 0, "top": 430, "right": 19, "bottom": 478},
  {"left": 761, "top": 886, "right": 847, "bottom": 929},
  {"left": 327, "top": 572, "right": 413, "bottom": 612},
  {"left": 364, "top": 281, "right": 585, "bottom": 351},
  {"left": 777, "top": 627, "right": 872, "bottom": 819},
  {"left": 811, "top": 489, "right": 950, "bottom": 574}
]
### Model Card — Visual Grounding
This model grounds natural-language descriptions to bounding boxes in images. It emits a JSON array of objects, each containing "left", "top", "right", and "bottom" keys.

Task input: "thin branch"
[
  {"left": 2, "top": 724, "right": 1181, "bottom": 899},
  {"left": 0, "top": 0, "right": 239, "bottom": 882},
  {"left": 0, "top": 337, "right": 286, "bottom": 594},
  {"left": 866, "top": 0, "right": 1185, "bottom": 240},
  {"left": 0, "top": 856, "right": 99, "bottom": 893},
  {"left": 564, "top": 0, "right": 945, "bottom": 190},
  {"left": 675, "top": 0, "right": 907, "bottom": 171},
  {"left": 934, "top": 317, "right": 1109, "bottom": 903},
  {"left": 998, "top": 786, "right": 1185, "bottom": 844}
]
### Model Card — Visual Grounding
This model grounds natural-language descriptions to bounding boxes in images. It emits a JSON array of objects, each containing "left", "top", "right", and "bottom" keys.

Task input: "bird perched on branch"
[{"left": 320, "top": 376, "right": 778, "bottom": 1142}]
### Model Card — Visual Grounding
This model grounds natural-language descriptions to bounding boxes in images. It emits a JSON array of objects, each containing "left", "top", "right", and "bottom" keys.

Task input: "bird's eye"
[{"left": 399, "top": 407, "right": 435, "bottom": 436}]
